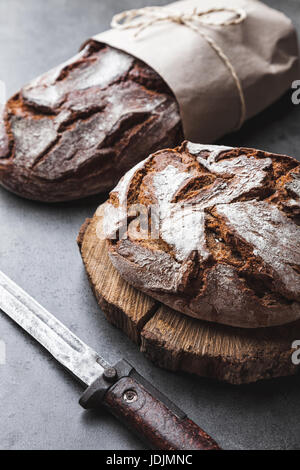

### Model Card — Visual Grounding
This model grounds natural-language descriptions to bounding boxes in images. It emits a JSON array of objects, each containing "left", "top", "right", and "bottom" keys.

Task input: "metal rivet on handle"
[
  {"left": 103, "top": 367, "right": 118, "bottom": 383},
  {"left": 123, "top": 389, "right": 138, "bottom": 403}
]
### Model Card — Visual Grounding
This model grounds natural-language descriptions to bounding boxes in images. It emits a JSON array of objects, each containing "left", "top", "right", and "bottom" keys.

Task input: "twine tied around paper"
[{"left": 111, "top": 6, "right": 247, "bottom": 130}]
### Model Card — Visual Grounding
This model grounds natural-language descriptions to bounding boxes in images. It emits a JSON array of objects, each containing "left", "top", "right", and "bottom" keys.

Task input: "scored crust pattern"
[
  {"left": 0, "top": 40, "right": 182, "bottom": 202},
  {"left": 104, "top": 141, "right": 300, "bottom": 328}
]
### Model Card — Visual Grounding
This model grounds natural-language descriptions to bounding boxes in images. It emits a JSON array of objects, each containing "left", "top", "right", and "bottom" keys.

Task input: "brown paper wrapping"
[{"left": 93, "top": 0, "right": 299, "bottom": 142}]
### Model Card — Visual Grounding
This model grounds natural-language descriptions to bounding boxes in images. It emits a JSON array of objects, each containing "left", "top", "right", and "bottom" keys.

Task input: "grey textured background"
[{"left": 0, "top": 0, "right": 300, "bottom": 450}]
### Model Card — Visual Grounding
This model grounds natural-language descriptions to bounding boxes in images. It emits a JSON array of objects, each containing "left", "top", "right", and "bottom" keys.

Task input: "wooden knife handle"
[
  {"left": 103, "top": 375, "right": 220, "bottom": 451},
  {"left": 80, "top": 360, "right": 221, "bottom": 451}
]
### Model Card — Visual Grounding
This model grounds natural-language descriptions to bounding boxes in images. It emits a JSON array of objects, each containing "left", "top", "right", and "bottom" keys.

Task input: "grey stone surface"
[{"left": 0, "top": 0, "right": 300, "bottom": 450}]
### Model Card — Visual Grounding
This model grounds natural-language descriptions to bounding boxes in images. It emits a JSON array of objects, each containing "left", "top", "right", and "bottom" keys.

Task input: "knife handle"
[{"left": 80, "top": 360, "right": 221, "bottom": 451}]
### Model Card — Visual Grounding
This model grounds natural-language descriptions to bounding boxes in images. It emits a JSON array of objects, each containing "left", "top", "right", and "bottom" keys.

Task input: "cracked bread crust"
[
  {"left": 0, "top": 40, "right": 182, "bottom": 202},
  {"left": 104, "top": 141, "right": 300, "bottom": 328}
]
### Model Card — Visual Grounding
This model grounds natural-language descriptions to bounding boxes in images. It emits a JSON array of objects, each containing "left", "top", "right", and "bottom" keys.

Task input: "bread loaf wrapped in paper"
[{"left": 0, "top": 0, "right": 298, "bottom": 201}]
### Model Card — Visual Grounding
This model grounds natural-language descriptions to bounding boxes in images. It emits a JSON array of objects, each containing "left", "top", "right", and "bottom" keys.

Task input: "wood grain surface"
[{"left": 78, "top": 205, "right": 300, "bottom": 385}]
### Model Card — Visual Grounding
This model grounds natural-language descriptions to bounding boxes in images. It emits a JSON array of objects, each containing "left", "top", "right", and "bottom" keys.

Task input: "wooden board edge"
[{"left": 140, "top": 327, "right": 299, "bottom": 384}]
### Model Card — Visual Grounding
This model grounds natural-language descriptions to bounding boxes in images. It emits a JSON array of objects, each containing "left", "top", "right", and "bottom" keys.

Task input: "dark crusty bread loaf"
[
  {"left": 0, "top": 40, "right": 182, "bottom": 202},
  {"left": 103, "top": 141, "right": 300, "bottom": 328}
]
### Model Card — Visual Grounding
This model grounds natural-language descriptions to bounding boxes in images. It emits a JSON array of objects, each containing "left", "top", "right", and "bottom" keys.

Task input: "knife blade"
[
  {"left": 0, "top": 270, "right": 221, "bottom": 451},
  {"left": 0, "top": 270, "right": 108, "bottom": 385}
]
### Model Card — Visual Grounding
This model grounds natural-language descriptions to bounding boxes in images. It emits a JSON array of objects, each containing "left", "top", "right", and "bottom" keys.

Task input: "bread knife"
[{"left": 0, "top": 270, "right": 220, "bottom": 450}]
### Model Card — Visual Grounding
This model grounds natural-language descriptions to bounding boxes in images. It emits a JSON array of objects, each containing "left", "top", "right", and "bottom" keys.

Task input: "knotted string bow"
[{"left": 111, "top": 6, "right": 247, "bottom": 130}]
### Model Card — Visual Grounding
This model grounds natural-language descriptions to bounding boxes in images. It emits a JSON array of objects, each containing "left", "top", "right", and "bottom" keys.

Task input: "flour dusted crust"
[
  {"left": 0, "top": 41, "right": 182, "bottom": 202},
  {"left": 104, "top": 141, "right": 300, "bottom": 328}
]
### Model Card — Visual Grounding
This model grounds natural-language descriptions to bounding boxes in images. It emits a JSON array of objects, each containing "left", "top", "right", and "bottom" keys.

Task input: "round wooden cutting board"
[{"left": 78, "top": 204, "right": 300, "bottom": 385}]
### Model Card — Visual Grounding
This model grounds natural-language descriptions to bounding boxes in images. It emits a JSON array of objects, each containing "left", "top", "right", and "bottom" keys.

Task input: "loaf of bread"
[
  {"left": 0, "top": 40, "right": 182, "bottom": 202},
  {"left": 104, "top": 142, "right": 300, "bottom": 328}
]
